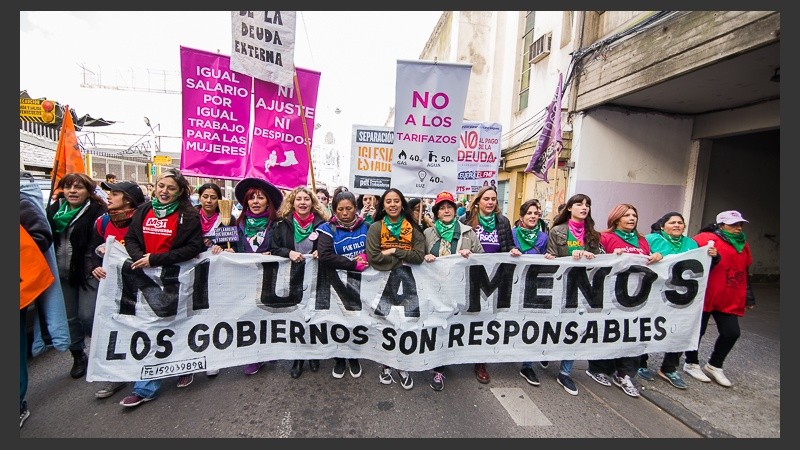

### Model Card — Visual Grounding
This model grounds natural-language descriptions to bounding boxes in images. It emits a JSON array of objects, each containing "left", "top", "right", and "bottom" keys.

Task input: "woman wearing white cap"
[
  {"left": 684, "top": 210, "right": 755, "bottom": 387},
  {"left": 422, "top": 191, "right": 483, "bottom": 391}
]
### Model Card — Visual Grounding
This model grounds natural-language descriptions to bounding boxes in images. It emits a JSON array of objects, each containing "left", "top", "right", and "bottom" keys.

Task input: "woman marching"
[
  {"left": 119, "top": 168, "right": 205, "bottom": 408},
  {"left": 422, "top": 191, "right": 484, "bottom": 391},
  {"left": 232, "top": 177, "right": 284, "bottom": 376},
  {"left": 684, "top": 210, "right": 754, "bottom": 387},
  {"left": 542, "top": 194, "right": 602, "bottom": 396},
  {"left": 89, "top": 180, "right": 145, "bottom": 399},
  {"left": 586, "top": 203, "right": 663, "bottom": 399},
  {"left": 460, "top": 185, "right": 517, "bottom": 384},
  {"left": 269, "top": 186, "right": 329, "bottom": 379},
  {"left": 640, "top": 211, "right": 719, "bottom": 389},
  {"left": 316, "top": 190, "right": 370, "bottom": 380},
  {"left": 365, "top": 188, "right": 426, "bottom": 390},
  {"left": 45, "top": 173, "right": 107, "bottom": 380}
]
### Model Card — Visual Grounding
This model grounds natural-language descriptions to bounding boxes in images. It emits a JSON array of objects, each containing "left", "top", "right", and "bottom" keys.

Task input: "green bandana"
[
  {"left": 614, "top": 229, "right": 639, "bottom": 247},
  {"left": 720, "top": 229, "right": 747, "bottom": 253},
  {"left": 151, "top": 198, "right": 179, "bottom": 219},
  {"left": 515, "top": 223, "right": 541, "bottom": 253},
  {"left": 478, "top": 213, "right": 496, "bottom": 233},
  {"left": 659, "top": 230, "right": 684, "bottom": 251},
  {"left": 51, "top": 200, "right": 85, "bottom": 233},
  {"left": 434, "top": 219, "right": 456, "bottom": 243},
  {"left": 293, "top": 218, "right": 313, "bottom": 243},
  {"left": 244, "top": 217, "right": 269, "bottom": 238},
  {"left": 383, "top": 214, "right": 404, "bottom": 239}
]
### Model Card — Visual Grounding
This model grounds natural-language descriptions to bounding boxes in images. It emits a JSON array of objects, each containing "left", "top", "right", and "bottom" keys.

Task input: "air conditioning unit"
[{"left": 529, "top": 32, "right": 552, "bottom": 64}]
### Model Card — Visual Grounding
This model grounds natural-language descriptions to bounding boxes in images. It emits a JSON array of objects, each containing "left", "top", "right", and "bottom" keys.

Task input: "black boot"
[
  {"left": 70, "top": 350, "right": 88, "bottom": 379},
  {"left": 309, "top": 359, "right": 320, "bottom": 372},
  {"left": 290, "top": 359, "right": 304, "bottom": 379}
]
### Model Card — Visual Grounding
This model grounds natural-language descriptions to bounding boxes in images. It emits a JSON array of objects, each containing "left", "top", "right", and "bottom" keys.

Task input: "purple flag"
[{"left": 524, "top": 73, "right": 563, "bottom": 182}]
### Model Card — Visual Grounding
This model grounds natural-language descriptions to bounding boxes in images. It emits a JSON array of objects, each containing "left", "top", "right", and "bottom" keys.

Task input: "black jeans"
[
  {"left": 588, "top": 356, "right": 638, "bottom": 378},
  {"left": 684, "top": 311, "right": 741, "bottom": 369},
  {"left": 639, "top": 352, "right": 682, "bottom": 373}
]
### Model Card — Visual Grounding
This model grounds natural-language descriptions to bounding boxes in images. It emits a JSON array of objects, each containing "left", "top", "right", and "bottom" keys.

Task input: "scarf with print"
[
  {"left": 293, "top": 212, "right": 315, "bottom": 243},
  {"left": 383, "top": 214, "right": 405, "bottom": 240},
  {"left": 434, "top": 219, "right": 457, "bottom": 243},
  {"left": 151, "top": 198, "right": 179, "bottom": 219},
  {"left": 244, "top": 209, "right": 270, "bottom": 239},
  {"left": 515, "top": 222, "right": 541, "bottom": 253}
]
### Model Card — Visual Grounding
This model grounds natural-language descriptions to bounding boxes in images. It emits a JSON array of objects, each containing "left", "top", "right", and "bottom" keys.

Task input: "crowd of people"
[{"left": 20, "top": 169, "right": 757, "bottom": 426}]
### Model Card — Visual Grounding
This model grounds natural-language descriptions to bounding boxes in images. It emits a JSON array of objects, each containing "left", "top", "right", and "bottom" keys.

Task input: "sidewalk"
[{"left": 634, "top": 282, "right": 780, "bottom": 438}]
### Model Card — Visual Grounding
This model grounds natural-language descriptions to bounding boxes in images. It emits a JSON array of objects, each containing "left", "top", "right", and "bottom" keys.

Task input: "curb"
[{"left": 640, "top": 388, "right": 734, "bottom": 438}]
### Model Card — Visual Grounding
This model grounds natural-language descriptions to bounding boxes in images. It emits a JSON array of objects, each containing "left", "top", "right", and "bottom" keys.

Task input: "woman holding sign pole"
[
  {"left": 366, "top": 188, "right": 426, "bottom": 390},
  {"left": 119, "top": 168, "right": 205, "bottom": 408},
  {"left": 460, "top": 185, "right": 517, "bottom": 384}
]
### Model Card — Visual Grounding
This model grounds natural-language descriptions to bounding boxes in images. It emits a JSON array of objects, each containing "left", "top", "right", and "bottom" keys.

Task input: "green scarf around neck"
[
  {"left": 614, "top": 229, "right": 639, "bottom": 247},
  {"left": 478, "top": 213, "right": 496, "bottom": 233},
  {"left": 659, "top": 230, "right": 684, "bottom": 251},
  {"left": 515, "top": 223, "right": 541, "bottom": 253},
  {"left": 383, "top": 214, "right": 404, "bottom": 240},
  {"left": 434, "top": 219, "right": 456, "bottom": 243},
  {"left": 720, "top": 229, "right": 747, "bottom": 252},
  {"left": 293, "top": 217, "right": 314, "bottom": 243},
  {"left": 51, "top": 200, "right": 86, "bottom": 233},
  {"left": 151, "top": 198, "right": 179, "bottom": 219},
  {"left": 244, "top": 217, "right": 269, "bottom": 238}
]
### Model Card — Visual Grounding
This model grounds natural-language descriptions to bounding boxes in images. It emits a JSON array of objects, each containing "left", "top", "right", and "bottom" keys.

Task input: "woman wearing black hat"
[
  {"left": 269, "top": 186, "right": 329, "bottom": 379},
  {"left": 88, "top": 180, "right": 145, "bottom": 400},
  {"left": 231, "top": 177, "right": 284, "bottom": 376}
]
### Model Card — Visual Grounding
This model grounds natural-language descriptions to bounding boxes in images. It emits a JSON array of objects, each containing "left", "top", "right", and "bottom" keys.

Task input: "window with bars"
[{"left": 519, "top": 11, "right": 535, "bottom": 111}]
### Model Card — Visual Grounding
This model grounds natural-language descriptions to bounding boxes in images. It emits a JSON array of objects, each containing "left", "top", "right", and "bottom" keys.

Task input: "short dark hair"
[{"left": 105, "top": 173, "right": 117, "bottom": 181}]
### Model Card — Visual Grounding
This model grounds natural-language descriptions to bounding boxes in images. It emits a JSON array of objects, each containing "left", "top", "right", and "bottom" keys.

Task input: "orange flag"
[{"left": 50, "top": 105, "right": 85, "bottom": 200}]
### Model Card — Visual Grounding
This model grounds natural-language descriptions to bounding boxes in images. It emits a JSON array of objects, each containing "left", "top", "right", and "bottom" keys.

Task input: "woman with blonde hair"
[
  {"left": 460, "top": 185, "right": 517, "bottom": 384},
  {"left": 270, "top": 186, "right": 329, "bottom": 379}
]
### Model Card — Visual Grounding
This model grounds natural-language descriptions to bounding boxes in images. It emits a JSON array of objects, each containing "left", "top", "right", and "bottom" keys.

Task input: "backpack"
[{"left": 95, "top": 214, "right": 111, "bottom": 237}]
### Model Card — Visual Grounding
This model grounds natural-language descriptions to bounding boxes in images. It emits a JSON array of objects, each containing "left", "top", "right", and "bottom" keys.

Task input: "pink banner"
[
  {"left": 180, "top": 46, "right": 252, "bottom": 179},
  {"left": 246, "top": 67, "right": 320, "bottom": 189}
]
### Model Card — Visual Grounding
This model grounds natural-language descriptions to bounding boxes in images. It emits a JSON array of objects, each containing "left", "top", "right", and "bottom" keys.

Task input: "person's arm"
[
  {"left": 20, "top": 197, "right": 52, "bottom": 252},
  {"left": 365, "top": 222, "right": 395, "bottom": 268},
  {"left": 268, "top": 220, "right": 293, "bottom": 258},
  {"left": 124, "top": 207, "right": 147, "bottom": 261},
  {"left": 317, "top": 229, "right": 357, "bottom": 270},
  {"left": 394, "top": 224, "right": 426, "bottom": 264}
]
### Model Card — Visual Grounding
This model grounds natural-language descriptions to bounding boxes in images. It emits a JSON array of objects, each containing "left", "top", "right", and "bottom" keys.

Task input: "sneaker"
[
  {"left": 539, "top": 361, "right": 549, "bottom": 369},
  {"left": 557, "top": 373, "right": 578, "bottom": 396},
  {"left": 658, "top": 369, "right": 688, "bottom": 389},
  {"left": 683, "top": 362, "right": 711, "bottom": 382},
  {"left": 430, "top": 371, "right": 445, "bottom": 391},
  {"left": 244, "top": 362, "right": 264, "bottom": 375},
  {"left": 519, "top": 367, "right": 541, "bottom": 386},
  {"left": 20, "top": 402, "right": 29, "bottom": 429},
  {"left": 379, "top": 366, "right": 394, "bottom": 385},
  {"left": 176, "top": 374, "right": 193, "bottom": 388},
  {"left": 637, "top": 367, "right": 655, "bottom": 381},
  {"left": 612, "top": 374, "right": 640, "bottom": 398},
  {"left": 703, "top": 363, "right": 732, "bottom": 387},
  {"left": 332, "top": 358, "right": 347, "bottom": 379},
  {"left": 119, "top": 393, "right": 153, "bottom": 407},
  {"left": 585, "top": 369, "right": 612, "bottom": 386},
  {"left": 398, "top": 370, "right": 414, "bottom": 390},
  {"left": 348, "top": 359, "right": 362, "bottom": 378},
  {"left": 206, "top": 369, "right": 220, "bottom": 377},
  {"left": 95, "top": 381, "right": 127, "bottom": 398}
]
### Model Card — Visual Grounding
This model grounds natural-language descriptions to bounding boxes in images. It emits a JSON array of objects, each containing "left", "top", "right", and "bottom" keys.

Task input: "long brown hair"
[
  {"left": 463, "top": 185, "right": 501, "bottom": 229},
  {"left": 552, "top": 193, "right": 600, "bottom": 249}
]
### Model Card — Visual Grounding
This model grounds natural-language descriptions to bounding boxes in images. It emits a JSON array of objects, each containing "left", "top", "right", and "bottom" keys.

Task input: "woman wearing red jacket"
[{"left": 684, "top": 210, "right": 754, "bottom": 387}]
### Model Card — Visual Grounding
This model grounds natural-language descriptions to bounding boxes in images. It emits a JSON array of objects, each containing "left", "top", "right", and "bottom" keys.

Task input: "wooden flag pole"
[{"left": 294, "top": 71, "right": 316, "bottom": 192}]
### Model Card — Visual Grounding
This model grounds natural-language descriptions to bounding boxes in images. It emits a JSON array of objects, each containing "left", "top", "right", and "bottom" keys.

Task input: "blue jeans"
[
  {"left": 523, "top": 359, "right": 574, "bottom": 376},
  {"left": 61, "top": 277, "right": 99, "bottom": 351},
  {"left": 132, "top": 380, "right": 161, "bottom": 399}
]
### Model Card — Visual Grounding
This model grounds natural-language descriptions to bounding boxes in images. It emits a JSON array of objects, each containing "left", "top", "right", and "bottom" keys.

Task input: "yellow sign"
[
  {"left": 20, "top": 98, "right": 57, "bottom": 124},
  {"left": 152, "top": 155, "right": 172, "bottom": 165}
]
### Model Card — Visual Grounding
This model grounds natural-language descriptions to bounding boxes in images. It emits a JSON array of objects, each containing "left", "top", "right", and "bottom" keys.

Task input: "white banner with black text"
[{"left": 87, "top": 239, "right": 710, "bottom": 381}]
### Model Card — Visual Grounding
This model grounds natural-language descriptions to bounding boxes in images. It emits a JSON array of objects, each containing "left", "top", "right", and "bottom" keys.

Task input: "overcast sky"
[{"left": 20, "top": 11, "right": 443, "bottom": 156}]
